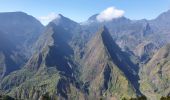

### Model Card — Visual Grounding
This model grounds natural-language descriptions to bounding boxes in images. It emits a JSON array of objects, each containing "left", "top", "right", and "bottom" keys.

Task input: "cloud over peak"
[
  {"left": 38, "top": 12, "right": 61, "bottom": 25},
  {"left": 97, "top": 7, "right": 125, "bottom": 22}
]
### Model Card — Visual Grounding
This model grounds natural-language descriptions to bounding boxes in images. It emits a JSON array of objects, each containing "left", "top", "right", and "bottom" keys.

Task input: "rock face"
[{"left": 140, "top": 44, "right": 170, "bottom": 100}]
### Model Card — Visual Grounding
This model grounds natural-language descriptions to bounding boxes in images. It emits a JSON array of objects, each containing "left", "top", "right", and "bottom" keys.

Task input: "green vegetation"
[
  {"left": 160, "top": 96, "right": 170, "bottom": 100},
  {"left": 1, "top": 10, "right": 170, "bottom": 100},
  {"left": 140, "top": 44, "right": 170, "bottom": 100}
]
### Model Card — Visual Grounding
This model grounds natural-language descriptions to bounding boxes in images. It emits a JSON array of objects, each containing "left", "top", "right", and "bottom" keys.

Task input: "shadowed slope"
[{"left": 81, "top": 27, "right": 142, "bottom": 99}]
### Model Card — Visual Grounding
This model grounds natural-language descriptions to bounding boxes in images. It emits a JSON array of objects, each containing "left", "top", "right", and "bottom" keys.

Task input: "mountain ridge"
[{"left": 0, "top": 10, "right": 170, "bottom": 100}]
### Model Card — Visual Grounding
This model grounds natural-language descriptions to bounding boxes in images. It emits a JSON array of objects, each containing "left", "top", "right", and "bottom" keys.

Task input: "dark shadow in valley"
[
  {"left": 100, "top": 64, "right": 111, "bottom": 95},
  {"left": 45, "top": 23, "right": 74, "bottom": 77},
  {"left": 56, "top": 78, "right": 69, "bottom": 99}
]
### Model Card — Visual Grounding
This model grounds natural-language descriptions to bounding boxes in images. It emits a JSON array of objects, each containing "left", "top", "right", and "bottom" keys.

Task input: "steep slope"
[
  {"left": 0, "top": 12, "right": 44, "bottom": 79},
  {"left": 0, "top": 21, "right": 85, "bottom": 100},
  {"left": 80, "top": 27, "right": 141, "bottom": 99},
  {"left": 140, "top": 44, "right": 170, "bottom": 100}
]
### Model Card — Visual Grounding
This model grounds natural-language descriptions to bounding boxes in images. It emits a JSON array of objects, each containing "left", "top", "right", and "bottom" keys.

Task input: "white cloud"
[
  {"left": 97, "top": 7, "right": 125, "bottom": 22},
  {"left": 38, "top": 12, "right": 61, "bottom": 25}
]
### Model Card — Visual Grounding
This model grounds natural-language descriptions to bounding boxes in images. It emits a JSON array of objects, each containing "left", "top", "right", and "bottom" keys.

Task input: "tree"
[{"left": 160, "top": 96, "right": 170, "bottom": 100}]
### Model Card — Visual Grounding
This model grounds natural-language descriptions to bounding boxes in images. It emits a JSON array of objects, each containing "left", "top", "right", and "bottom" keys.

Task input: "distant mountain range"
[{"left": 0, "top": 10, "right": 170, "bottom": 100}]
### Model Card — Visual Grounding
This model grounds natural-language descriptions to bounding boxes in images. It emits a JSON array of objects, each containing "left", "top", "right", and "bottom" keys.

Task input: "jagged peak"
[
  {"left": 86, "top": 26, "right": 123, "bottom": 62},
  {"left": 94, "top": 26, "right": 121, "bottom": 51},
  {"left": 95, "top": 26, "right": 110, "bottom": 36},
  {"left": 51, "top": 14, "right": 78, "bottom": 25},
  {"left": 85, "top": 26, "right": 115, "bottom": 54}
]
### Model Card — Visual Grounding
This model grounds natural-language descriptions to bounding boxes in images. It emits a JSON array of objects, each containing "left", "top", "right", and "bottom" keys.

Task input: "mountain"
[
  {"left": 150, "top": 10, "right": 170, "bottom": 34},
  {"left": 0, "top": 12, "right": 43, "bottom": 44},
  {"left": 0, "top": 18, "right": 86, "bottom": 99},
  {"left": 0, "top": 12, "right": 44, "bottom": 79},
  {"left": 0, "top": 12, "right": 44, "bottom": 58},
  {"left": 0, "top": 22, "right": 142, "bottom": 99},
  {"left": 82, "top": 12, "right": 170, "bottom": 63},
  {"left": 1, "top": 9, "right": 170, "bottom": 100},
  {"left": 52, "top": 14, "right": 79, "bottom": 30},
  {"left": 82, "top": 15, "right": 150, "bottom": 61},
  {"left": 79, "top": 27, "right": 142, "bottom": 99},
  {"left": 140, "top": 44, "right": 170, "bottom": 100}
]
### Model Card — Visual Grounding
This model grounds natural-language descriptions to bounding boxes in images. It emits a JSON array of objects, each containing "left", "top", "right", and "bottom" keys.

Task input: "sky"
[{"left": 0, "top": 0, "right": 170, "bottom": 25}]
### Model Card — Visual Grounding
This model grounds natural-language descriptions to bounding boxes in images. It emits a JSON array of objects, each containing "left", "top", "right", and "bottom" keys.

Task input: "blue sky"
[{"left": 0, "top": 0, "right": 170, "bottom": 24}]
